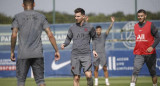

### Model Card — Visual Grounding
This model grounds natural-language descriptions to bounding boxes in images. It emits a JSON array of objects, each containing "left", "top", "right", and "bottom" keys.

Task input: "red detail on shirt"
[
  {"left": 72, "top": 66, "right": 75, "bottom": 70},
  {"left": 133, "top": 21, "right": 156, "bottom": 55},
  {"left": 84, "top": 28, "right": 88, "bottom": 32}
]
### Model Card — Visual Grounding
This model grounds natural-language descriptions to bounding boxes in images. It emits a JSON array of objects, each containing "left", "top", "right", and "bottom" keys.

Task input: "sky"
[{"left": 0, "top": 0, "right": 160, "bottom": 17}]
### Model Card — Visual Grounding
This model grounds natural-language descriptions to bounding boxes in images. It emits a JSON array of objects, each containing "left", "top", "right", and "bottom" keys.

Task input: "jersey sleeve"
[
  {"left": 92, "top": 38, "right": 96, "bottom": 51},
  {"left": 42, "top": 16, "right": 50, "bottom": 30},
  {"left": 63, "top": 27, "right": 73, "bottom": 47},
  {"left": 151, "top": 23, "right": 160, "bottom": 48},
  {"left": 11, "top": 15, "right": 19, "bottom": 30},
  {"left": 90, "top": 27, "right": 96, "bottom": 40}
]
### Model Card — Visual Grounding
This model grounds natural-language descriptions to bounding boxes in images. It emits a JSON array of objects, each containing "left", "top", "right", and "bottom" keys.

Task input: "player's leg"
[
  {"left": 73, "top": 75, "right": 80, "bottom": 86},
  {"left": 16, "top": 59, "right": 30, "bottom": 86},
  {"left": 94, "top": 66, "right": 99, "bottom": 86},
  {"left": 103, "top": 66, "right": 110, "bottom": 86},
  {"left": 130, "top": 55, "right": 145, "bottom": 86},
  {"left": 145, "top": 54, "right": 157, "bottom": 86},
  {"left": 81, "top": 55, "right": 93, "bottom": 86},
  {"left": 93, "top": 56, "right": 100, "bottom": 86},
  {"left": 71, "top": 55, "right": 81, "bottom": 86},
  {"left": 85, "top": 71, "right": 93, "bottom": 86},
  {"left": 31, "top": 58, "right": 45, "bottom": 86},
  {"left": 101, "top": 54, "right": 110, "bottom": 86}
]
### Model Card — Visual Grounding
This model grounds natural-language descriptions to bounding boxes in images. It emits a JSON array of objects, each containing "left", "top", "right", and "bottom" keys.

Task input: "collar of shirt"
[{"left": 76, "top": 22, "right": 87, "bottom": 27}]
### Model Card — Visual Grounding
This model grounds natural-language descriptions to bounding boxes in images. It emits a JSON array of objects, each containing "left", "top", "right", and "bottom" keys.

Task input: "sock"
[
  {"left": 153, "top": 83, "right": 157, "bottom": 86},
  {"left": 95, "top": 78, "right": 98, "bottom": 85},
  {"left": 105, "top": 78, "right": 110, "bottom": 85},
  {"left": 130, "top": 83, "right": 135, "bottom": 86},
  {"left": 105, "top": 78, "right": 109, "bottom": 83},
  {"left": 87, "top": 77, "right": 93, "bottom": 86}
]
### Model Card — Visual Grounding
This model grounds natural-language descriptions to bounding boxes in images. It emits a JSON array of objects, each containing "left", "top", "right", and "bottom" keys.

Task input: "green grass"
[{"left": 0, "top": 77, "right": 159, "bottom": 86}]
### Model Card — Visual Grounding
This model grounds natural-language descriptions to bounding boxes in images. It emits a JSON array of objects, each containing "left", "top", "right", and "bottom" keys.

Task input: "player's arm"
[
  {"left": 92, "top": 38, "right": 98, "bottom": 58},
  {"left": 45, "top": 28, "right": 60, "bottom": 61},
  {"left": 90, "top": 27, "right": 98, "bottom": 57},
  {"left": 146, "top": 23, "right": 160, "bottom": 53},
  {"left": 61, "top": 28, "right": 73, "bottom": 50},
  {"left": 11, "top": 28, "right": 18, "bottom": 61},
  {"left": 105, "top": 17, "right": 115, "bottom": 35}
]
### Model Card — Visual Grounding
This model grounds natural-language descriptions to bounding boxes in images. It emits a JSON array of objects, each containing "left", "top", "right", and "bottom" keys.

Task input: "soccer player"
[
  {"left": 130, "top": 9, "right": 160, "bottom": 86},
  {"left": 10, "top": 0, "right": 60, "bottom": 86},
  {"left": 61, "top": 8, "right": 96, "bottom": 86},
  {"left": 92, "top": 17, "right": 115, "bottom": 86}
]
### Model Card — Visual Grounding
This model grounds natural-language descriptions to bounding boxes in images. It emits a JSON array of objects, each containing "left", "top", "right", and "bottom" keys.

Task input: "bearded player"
[{"left": 130, "top": 9, "right": 160, "bottom": 86}]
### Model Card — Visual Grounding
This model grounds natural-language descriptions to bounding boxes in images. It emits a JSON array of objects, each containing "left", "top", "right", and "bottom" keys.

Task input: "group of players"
[{"left": 10, "top": 0, "right": 160, "bottom": 86}]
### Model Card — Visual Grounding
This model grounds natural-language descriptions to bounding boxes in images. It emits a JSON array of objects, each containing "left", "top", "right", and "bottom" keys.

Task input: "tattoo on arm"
[{"left": 11, "top": 28, "right": 18, "bottom": 53}]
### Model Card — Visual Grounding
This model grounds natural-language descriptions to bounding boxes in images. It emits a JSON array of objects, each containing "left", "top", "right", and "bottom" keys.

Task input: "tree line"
[{"left": 0, "top": 11, "right": 160, "bottom": 24}]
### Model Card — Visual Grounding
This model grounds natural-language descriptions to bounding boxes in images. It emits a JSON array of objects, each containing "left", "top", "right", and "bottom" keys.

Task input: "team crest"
[
  {"left": 84, "top": 28, "right": 88, "bottom": 32},
  {"left": 121, "top": 21, "right": 137, "bottom": 49}
]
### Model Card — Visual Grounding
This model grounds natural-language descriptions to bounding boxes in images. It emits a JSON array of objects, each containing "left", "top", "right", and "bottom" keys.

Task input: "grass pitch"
[{"left": 0, "top": 77, "right": 159, "bottom": 86}]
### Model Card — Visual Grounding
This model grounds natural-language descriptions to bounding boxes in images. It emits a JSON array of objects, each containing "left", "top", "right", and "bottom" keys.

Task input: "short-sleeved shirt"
[
  {"left": 63, "top": 22, "right": 96, "bottom": 55},
  {"left": 93, "top": 33, "right": 108, "bottom": 53},
  {"left": 12, "top": 10, "right": 49, "bottom": 59}
]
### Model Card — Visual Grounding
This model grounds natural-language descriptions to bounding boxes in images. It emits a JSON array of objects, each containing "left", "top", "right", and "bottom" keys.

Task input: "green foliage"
[
  {"left": 0, "top": 11, "right": 160, "bottom": 24},
  {"left": 0, "top": 13, "right": 12, "bottom": 24},
  {"left": 37, "top": 11, "right": 75, "bottom": 24}
]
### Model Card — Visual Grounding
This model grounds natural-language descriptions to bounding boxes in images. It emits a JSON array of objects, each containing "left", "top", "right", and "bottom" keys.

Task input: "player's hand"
[
  {"left": 10, "top": 52, "right": 16, "bottom": 61},
  {"left": 54, "top": 51, "right": 60, "bottom": 61},
  {"left": 146, "top": 47, "right": 153, "bottom": 53},
  {"left": 61, "top": 44, "right": 65, "bottom": 50},
  {"left": 111, "top": 16, "right": 115, "bottom": 22},
  {"left": 84, "top": 16, "right": 89, "bottom": 22},
  {"left": 93, "top": 50, "right": 98, "bottom": 58}
]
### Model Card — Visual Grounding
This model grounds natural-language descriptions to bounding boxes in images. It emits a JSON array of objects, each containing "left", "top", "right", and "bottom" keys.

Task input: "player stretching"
[
  {"left": 92, "top": 17, "right": 115, "bottom": 86},
  {"left": 10, "top": 0, "right": 60, "bottom": 86},
  {"left": 130, "top": 9, "right": 160, "bottom": 86},
  {"left": 61, "top": 8, "right": 96, "bottom": 86}
]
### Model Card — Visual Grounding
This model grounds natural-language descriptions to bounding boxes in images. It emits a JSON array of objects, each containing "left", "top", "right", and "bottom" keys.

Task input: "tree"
[{"left": 0, "top": 13, "right": 12, "bottom": 24}]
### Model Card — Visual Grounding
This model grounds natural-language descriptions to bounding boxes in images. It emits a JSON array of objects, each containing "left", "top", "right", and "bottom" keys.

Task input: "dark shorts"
[
  {"left": 133, "top": 54, "right": 157, "bottom": 77},
  {"left": 71, "top": 54, "right": 92, "bottom": 75},
  {"left": 16, "top": 58, "right": 44, "bottom": 86},
  {"left": 93, "top": 53, "right": 107, "bottom": 67}
]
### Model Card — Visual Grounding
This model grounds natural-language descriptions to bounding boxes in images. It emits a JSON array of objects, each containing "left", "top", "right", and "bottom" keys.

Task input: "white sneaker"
[
  {"left": 94, "top": 83, "right": 98, "bottom": 86},
  {"left": 106, "top": 82, "right": 110, "bottom": 86},
  {"left": 130, "top": 83, "right": 135, "bottom": 86}
]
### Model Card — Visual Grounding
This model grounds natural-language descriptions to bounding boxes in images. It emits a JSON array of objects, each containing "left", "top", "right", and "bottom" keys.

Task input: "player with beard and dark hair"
[
  {"left": 61, "top": 8, "right": 96, "bottom": 86},
  {"left": 130, "top": 9, "right": 160, "bottom": 86}
]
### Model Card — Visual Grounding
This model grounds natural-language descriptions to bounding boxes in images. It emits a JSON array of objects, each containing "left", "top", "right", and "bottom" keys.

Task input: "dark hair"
[
  {"left": 96, "top": 25, "right": 102, "bottom": 29},
  {"left": 74, "top": 8, "right": 85, "bottom": 15},
  {"left": 137, "top": 9, "right": 146, "bottom": 14},
  {"left": 23, "top": 0, "right": 34, "bottom": 5}
]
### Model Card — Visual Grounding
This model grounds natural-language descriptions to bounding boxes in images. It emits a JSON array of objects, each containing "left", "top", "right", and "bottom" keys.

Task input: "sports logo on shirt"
[
  {"left": 136, "top": 34, "right": 147, "bottom": 41},
  {"left": 137, "top": 34, "right": 145, "bottom": 40},
  {"left": 84, "top": 28, "right": 88, "bottom": 32},
  {"left": 121, "top": 21, "right": 137, "bottom": 49}
]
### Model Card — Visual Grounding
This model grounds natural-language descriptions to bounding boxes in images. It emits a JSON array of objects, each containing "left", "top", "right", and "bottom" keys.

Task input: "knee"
[
  {"left": 103, "top": 66, "right": 107, "bottom": 71},
  {"left": 132, "top": 67, "right": 141, "bottom": 75},
  {"left": 86, "top": 72, "right": 92, "bottom": 78},
  {"left": 94, "top": 66, "right": 99, "bottom": 72},
  {"left": 149, "top": 70, "right": 156, "bottom": 77},
  {"left": 74, "top": 76, "right": 80, "bottom": 82},
  {"left": 87, "top": 75, "right": 92, "bottom": 78}
]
